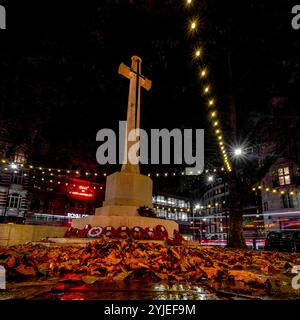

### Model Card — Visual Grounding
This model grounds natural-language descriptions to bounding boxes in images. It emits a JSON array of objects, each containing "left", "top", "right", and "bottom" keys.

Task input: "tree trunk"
[
  {"left": 226, "top": 174, "right": 247, "bottom": 248},
  {"left": 227, "top": 211, "right": 246, "bottom": 248},
  {"left": 226, "top": 42, "right": 247, "bottom": 248}
]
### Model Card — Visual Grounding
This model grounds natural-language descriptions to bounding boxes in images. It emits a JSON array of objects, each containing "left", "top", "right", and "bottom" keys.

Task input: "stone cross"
[{"left": 118, "top": 56, "right": 152, "bottom": 173}]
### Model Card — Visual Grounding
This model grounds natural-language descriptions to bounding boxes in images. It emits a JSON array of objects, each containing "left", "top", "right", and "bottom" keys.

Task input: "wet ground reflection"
[
  {"left": 1, "top": 279, "right": 299, "bottom": 300},
  {"left": 51, "top": 282, "right": 219, "bottom": 300},
  {"left": 2, "top": 280, "right": 219, "bottom": 300}
]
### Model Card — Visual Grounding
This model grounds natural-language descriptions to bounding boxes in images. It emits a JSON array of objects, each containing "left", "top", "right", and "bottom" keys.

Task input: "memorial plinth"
[
  {"left": 101, "top": 171, "right": 153, "bottom": 210},
  {"left": 72, "top": 171, "right": 178, "bottom": 236}
]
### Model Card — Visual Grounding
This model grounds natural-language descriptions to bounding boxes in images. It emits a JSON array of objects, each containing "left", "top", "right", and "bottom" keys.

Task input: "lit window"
[
  {"left": 278, "top": 167, "right": 291, "bottom": 186},
  {"left": 14, "top": 152, "right": 26, "bottom": 164}
]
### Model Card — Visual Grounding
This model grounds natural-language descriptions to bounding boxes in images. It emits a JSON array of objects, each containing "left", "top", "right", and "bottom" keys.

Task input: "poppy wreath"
[
  {"left": 103, "top": 226, "right": 116, "bottom": 238},
  {"left": 131, "top": 226, "right": 145, "bottom": 240},
  {"left": 167, "top": 230, "right": 184, "bottom": 246},
  {"left": 78, "top": 224, "right": 92, "bottom": 238},
  {"left": 155, "top": 225, "right": 169, "bottom": 241},
  {"left": 174, "top": 230, "right": 184, "bottom": 244},
  {"left": 87, "top": 226, "right": 104, "bottom": 238},
  {"left": 144, "top": 227, "right": 156, "bottom": 240},
  {"left": 116, "top": 226, "right": 131, "bottom": 239},
  {"left": 64, "top": 227, "right": 78, "bottom": 238},
  {"left": 74, "top": 228, "right": 81, "bottom": 238}
]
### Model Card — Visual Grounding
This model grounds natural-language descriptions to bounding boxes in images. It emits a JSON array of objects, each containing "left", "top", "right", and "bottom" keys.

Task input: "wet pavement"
[{"left": 1, "top": 278, "right": 299, "bottom": 300}]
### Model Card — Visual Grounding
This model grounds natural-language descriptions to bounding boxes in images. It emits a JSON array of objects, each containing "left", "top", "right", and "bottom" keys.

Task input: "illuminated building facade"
[
  {"left": 260, "top": 159, "right": 300, "bottom": 231},
  {"left": 0, "top": 140, "right": 29, "bottom": 223},
  {"left": 197, "top": 181, "right": 229, "bottom": 240},
  {"left": 152, "top": 193, "right": 193, "bottom": 238},
  {"left": 26, "top": 173, "right": 105, "bottom": 226}
]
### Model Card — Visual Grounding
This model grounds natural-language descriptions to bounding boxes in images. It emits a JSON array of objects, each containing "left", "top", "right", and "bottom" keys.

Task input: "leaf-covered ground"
[{"left": 1, "top": 239, "right": 300, "bottom": 299}]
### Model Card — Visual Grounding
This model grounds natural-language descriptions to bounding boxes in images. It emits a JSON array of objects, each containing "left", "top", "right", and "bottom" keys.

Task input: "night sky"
[{"left": 0, "top": 0, "right": 299, "bottom": 171}]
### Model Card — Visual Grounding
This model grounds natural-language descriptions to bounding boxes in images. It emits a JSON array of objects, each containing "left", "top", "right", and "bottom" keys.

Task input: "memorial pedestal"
[{"left": 72, "top": 171, "right": 179, "bottom": 236}]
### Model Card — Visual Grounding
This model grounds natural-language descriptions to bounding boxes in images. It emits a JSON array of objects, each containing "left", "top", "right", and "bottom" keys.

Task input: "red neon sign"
[{"left": 67, "top": 183, "right": 95, "bottom": 200}]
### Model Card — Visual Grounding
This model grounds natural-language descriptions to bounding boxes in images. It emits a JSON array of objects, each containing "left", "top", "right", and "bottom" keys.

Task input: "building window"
[
  {"left": 278, "top": 167, "right": 291, "bottom": 186},
  {"left": 263, "top": 202, "right": 269, "bottom": 211},
  {"left": 14, "top": 152, "right": 26, "bottom": 164},
  {"left": 7, "top": 194, "right": 22, "bottom": 209},
  {"left": 10, "top": 170, "right": 24, "bottom": 185}
]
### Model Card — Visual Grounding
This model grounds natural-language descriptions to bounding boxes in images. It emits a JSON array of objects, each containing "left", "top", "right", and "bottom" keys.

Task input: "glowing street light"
[
  {"left": 234, "top": 147, "right": 243, "bottom": 157},
  {"left": 10, "top": 163, "right": 18, "bottom": 170},
  {"left": 208, "top": 175, "right": 214, "bottom": 183}
]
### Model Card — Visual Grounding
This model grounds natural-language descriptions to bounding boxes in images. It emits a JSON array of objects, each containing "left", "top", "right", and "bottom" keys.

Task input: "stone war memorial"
[{"left": 72, "top": 56, "right": 178, "bottom": 235}]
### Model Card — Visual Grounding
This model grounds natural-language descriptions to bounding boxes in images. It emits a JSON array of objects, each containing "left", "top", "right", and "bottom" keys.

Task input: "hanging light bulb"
[
  {"left": 195, "top": 49, "right": 201, "bottom": 58},
  {"left": 204, "top": 86, "right": 210, "bottom": 94},
  {"left": 190, "top": 21, "right": 197, "bottom": 30}
]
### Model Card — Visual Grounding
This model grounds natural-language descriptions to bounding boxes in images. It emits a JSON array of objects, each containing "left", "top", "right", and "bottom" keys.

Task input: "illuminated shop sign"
[{"left": 67, "top": 181, "right": 95, "bottom": 200}]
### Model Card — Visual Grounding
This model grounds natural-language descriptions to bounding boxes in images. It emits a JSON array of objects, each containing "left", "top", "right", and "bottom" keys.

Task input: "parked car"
[{"left": 264, "top": 231, "right": 300, "bottom": 253}]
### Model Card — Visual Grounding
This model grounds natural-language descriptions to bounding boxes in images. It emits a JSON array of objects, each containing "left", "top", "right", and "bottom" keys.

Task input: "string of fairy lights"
[
  {"left": 185, "top": 0, "right": 232, "bottom": 173},
  {"left": 156, "top": 183, "right": 300, "bottom": 213},
  {"left": 0, "top": 159, "right": 227, "bottom": 181},
  {"left": 1, "top": 158, "right": 299, "bottom": 203},
  {"left": 185, "top": 1, "right": 300, "bottom": 206},
  {"left": 252, "top": 185, "right": 300, "bottom": 197}
]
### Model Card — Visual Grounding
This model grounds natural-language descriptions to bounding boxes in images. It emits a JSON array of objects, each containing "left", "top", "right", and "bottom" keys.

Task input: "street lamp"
[
  {"left": 208, "top": 175, "right": 214, "bottom": 183},
  {"left": 233, "top": 147, "right": 243, "bottom": 157},
  {"left": 10, "top": 163, "right": 18, "bottom": 170}
]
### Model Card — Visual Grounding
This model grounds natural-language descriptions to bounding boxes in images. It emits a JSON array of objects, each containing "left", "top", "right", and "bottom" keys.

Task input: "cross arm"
[
  {"left": 118, "top": 63, "right": 152, "bottom": 91},
  {"left": 118, "top": 63, "right": 132, "bottom": 80}
]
